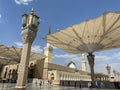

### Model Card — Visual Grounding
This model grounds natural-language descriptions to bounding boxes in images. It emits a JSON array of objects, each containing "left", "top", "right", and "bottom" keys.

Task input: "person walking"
[
  {"left": 79, "top": 80, "right": 82, "bottom": 88},
  {"left": 88, "top": 81, "right": 91, "bottom": 90}
]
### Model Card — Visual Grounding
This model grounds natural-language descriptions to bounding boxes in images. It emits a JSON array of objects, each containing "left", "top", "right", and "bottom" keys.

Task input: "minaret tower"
[
  {"left": 42, "top": 27, "right": 53, "bottom": 81},
  {"left": 44, "top": 43, "right": 53, "bottom": 63},
  {"left": 81, "top": 53, "right": 87, "bottom": 72},
  {"left": 44, "top": 27, "right": 53, "bottom": 63}
]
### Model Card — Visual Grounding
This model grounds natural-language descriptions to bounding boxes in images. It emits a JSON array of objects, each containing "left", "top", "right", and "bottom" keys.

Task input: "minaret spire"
[{"left": 48, "top": 26, "right": 51, "bottom": 35}]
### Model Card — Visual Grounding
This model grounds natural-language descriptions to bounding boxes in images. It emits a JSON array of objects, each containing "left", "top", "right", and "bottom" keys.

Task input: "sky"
[{"left": 0, "top": 0, "right": 120, "bottom": 75}]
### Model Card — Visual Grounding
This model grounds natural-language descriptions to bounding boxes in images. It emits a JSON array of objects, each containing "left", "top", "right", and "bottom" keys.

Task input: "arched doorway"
[
  {"left": 51, "top": 73, "right": 54, "bottom": 80},
  {"left": 28, "top": 63, "right": 36, "bottom": 78}
]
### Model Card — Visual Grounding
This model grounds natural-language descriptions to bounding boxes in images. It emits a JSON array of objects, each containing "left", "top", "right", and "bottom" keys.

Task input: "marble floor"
[{"left": 0, "top": 83, "right": 118, "bottom": 90}]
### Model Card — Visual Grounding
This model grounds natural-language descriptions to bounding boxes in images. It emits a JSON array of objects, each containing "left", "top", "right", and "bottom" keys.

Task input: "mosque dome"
[{"left": 67, "top": 61, "right": 77, "bottom": 69}]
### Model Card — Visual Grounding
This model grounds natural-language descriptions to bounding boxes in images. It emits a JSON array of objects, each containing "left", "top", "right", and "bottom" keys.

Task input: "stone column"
[
  {"left": 16, "top": 8, "right": 39, "bottom": 90},
  {"left": 87, "top": 53, "right": 95, "bottom": 87}
]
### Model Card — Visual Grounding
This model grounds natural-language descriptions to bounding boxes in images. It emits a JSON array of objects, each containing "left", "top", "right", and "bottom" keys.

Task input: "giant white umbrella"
[
  {"left": 0, "top": 45, "right": 45, "bottom": 64},
  {"left": 46, "top": 12, "right": 120, "bottom": 87}
]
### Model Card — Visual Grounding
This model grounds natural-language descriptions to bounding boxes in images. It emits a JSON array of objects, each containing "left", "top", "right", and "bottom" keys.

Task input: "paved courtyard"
[{"left": 0, "top": 83, "right": 118, "bottom": 90}]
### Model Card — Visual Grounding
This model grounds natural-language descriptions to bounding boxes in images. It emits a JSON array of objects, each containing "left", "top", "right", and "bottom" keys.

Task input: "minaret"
[
  {"left": 42, "top": 27, "right": 53, "bottom": 81},
  {"left": 44, "top": 27, "right": 53, "bottom": 63},
  {"left": 16, "top": 8, "right": 39, "bottom": 90},
  {"left": 44, "top": 43, "right": 53, "bottom": 63},
  {"left": 81, "top": 53, "right": 87, "bottom": 72}
]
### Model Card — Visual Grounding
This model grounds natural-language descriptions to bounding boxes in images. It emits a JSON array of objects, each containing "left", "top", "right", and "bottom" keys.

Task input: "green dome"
[{"left": 67, "top": 61, "right": 77, "bottom": 69}]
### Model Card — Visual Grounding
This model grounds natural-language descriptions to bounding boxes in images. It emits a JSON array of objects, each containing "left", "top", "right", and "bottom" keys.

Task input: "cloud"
[
  {"left": 94, "top": 64, "right": 107, "bottom": 74},
  {"left": 14, "top": 42, "right": 23, "bottom": 48},
  {"left": 31, "top": 45, "right": 43, "bottom": 53},
  {"left": 52, "top": 46, "right": 58, "bottom": 49},
  {"left": 0, "top": 14, "right": 1, "bottom": 19},
  {"left": 53, "top": 53, "right": 82, "bottom": 68},
  {"left": 54, "top": 54, "right": 77, "bottom": 59},
  {"left": 14, "top": 42, "right": 43, "bottom": 53},
  {"left": 14, "top": 0, "right": 33, "bottom": 5},
  {"left": 0, "top": 14, "right": 2, "bottom": 23},
  {"left": 93, "top": 52, "right": 120, "bottom": 74},
  {"left": 95, "top": 55, "right": 111, "bottom": 61}
]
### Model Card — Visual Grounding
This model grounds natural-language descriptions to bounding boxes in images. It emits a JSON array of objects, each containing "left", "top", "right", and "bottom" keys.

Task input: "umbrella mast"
[{"left": 87, "top": 53, "right": 95, "bottom": 87}]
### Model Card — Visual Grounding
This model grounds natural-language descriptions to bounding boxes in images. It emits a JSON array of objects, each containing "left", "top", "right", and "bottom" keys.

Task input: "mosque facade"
[{"left": 0, "top": 42, "right": 109, "bottom": 84}]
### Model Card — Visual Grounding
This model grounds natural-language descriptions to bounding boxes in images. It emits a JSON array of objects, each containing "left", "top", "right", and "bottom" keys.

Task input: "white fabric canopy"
[{"left": 46, "top": 12, "right": 120, "bottom": 53}]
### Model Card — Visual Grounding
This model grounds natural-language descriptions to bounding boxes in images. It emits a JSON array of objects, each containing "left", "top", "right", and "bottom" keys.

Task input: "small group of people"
[
  {"left": 114, "top": 82, "right": 120, "bottom": 89},
  {"left": 88, "top": 81, "right": 101, "bottom": 89},
  {"left": 39, "top": 79, "right": 44, "bottom": 87},
  {"left": 48, "top": 80, "right": 52, "bottom": 86},
  {"left": 39, "top": 79, "right": 52, "bottom": 88},
  {"left": 95, "top": 81, "right": 101, "bottom": 88}
]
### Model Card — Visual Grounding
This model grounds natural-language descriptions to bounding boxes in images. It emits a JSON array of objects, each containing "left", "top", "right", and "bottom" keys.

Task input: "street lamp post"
[
  {"left": 15, "top": 8, "right": 39, "bottom": 90},
  {"left": 106, "top": 64, "right": 111, "bottom": 81}
]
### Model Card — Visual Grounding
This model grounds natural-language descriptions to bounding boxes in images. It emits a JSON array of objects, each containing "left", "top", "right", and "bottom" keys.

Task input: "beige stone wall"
[
  {"left": 1, "top": 64, "right": 18, "bottom": 79},
  {"left": 48, "top": 63, "right": 89, "bottom": 75},
  {"left": 0, "top": 60, "right": 42, "bottom": 79},
  {"left": 48, "top": 70, "right": 91, "bottom": 84}
]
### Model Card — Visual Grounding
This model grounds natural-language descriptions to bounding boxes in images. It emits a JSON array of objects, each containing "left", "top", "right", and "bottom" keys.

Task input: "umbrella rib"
[
  {"left": 0, "top": 46, "right": 9, "bottom": 54},
  {"left": 46, "top": 38, "right": 63, "bottom": 44},
  {"left": 102, "top": 13, "right": 107, "bottom": 34},
  {"left": 60, "top": 30, "right": 85, "bottom": 51},
  {"left": 60, "top": 30, "right": 78, "bottom": 39},
  {"left": 105, "top": 15, "right": 120, "bottom": 34},
  {"left": 105, "top": 25, "right": 120, "bottom": 35},
  {"left": 81, "top": 21, "right": 87, "bottom": 38},
  {"left": 48, "top": 34, "right": 68, "bottom": 45},
  {"left": 70, "top": 26, "right": 85, "bottom": 44},
  {"left": 92, "top": 19, "right": 102, "bottom": 46},
  {"left": 94, "top": 15, "right": 120, "bottom": 51},
  {"left": 70, "top": 26, "right": 89, "bottom": 52},
  {"left": 94, "top": 25, "right": 120, "bottom": 52},
  {"left": 59, "top": 29, "right": 86, "bottom": 51},
  {"left": 48, "top": 34, "right": 83, "bottom": 51},
  {"left": 47, "top": 41, "right": 81, "bottom": 52},
  {"left": 103, "top": 37, "right": 120, "bottom": 48},
  {"left": 12, "top": 46, "right": 21, "bottom": 59}
]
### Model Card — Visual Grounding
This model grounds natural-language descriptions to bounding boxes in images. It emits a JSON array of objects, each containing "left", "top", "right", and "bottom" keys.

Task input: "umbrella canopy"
[
  {"left": 46, "top": 12, "right": 120, "bottom": 87},
  {"left": 46, "top": 12, "right": 120, "bottom": 53},
  {"left": 0, "top": 45, "right": 45, "bottom": 65}
]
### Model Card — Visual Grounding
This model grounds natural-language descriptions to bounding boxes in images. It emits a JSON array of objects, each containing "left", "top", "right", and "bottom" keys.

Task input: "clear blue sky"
[{"left": 0, "top": 0, "right": 120, "bottom": 75}]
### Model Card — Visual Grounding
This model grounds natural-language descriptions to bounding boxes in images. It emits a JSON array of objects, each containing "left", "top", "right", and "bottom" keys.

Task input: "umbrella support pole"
[{"left": 87, "top": 53, "right": 95, "bottom": 88}]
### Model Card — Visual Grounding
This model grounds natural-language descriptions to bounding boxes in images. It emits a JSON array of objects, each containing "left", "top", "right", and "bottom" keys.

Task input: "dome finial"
[{"left": 30, "top": 8, "right": 34, "bottom": 15}]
